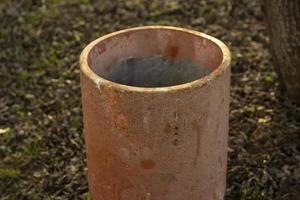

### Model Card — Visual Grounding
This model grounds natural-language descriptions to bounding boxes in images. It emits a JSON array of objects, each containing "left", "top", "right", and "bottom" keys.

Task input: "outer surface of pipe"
[{"left": 80, "top": 26, "right": 231, "bottom": 200}]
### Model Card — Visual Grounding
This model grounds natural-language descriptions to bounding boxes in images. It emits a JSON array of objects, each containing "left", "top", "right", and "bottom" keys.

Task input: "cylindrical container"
[{"left": 80, "top": 26, "right": 231, "bottom": 200}]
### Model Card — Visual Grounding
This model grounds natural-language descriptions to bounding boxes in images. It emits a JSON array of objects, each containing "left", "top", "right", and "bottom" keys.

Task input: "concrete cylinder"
[{"left": 80, "top": 26, "right": 231, "bottom": 200}]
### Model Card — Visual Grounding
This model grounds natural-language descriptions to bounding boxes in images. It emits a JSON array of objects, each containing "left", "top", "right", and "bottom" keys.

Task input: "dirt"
[{"left": 0, "top": 0, "right": 299, "bottom": 200}]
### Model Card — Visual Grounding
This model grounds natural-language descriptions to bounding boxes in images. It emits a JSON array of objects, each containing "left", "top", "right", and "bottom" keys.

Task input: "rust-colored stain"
[
  {"left": 166, "top": 46, "right": 178, "bottom": 58},
  {"left": 102, "top": 90, "right": 129, "bottom": 133},
  {"left": 113, "top": 114, "right": 129, "bottom": 132},
  {"left": 140, "top": 159, "right": 155, "bottom": 169},
  {"left": 80, "top": 26, "right": 231, "bottom": 200}
]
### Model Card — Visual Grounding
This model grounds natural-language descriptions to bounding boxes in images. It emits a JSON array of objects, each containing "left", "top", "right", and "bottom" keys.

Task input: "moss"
[{"left": 0, "top": 168, "right": 21, "bottom": 179}]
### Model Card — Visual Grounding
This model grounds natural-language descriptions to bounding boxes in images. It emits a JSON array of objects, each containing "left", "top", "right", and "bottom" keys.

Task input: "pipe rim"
[{"left": 80, "top": 26, "right": 231, "bottom": 93}]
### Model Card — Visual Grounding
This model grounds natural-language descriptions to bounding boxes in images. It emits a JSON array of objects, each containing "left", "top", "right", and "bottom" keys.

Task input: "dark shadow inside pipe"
[{"left": 105, "top": 56, "right": 211, "bottom": 87}]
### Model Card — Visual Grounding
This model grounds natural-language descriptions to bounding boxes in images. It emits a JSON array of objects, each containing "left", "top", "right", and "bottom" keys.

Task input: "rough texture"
[
  {"left": 263, "top": 0, "right": 300, "bottom": 101},
  {"left": 80, "top": 26, "right": 231, "bottom": 200},
  {"left": 1, "top": 1, "right": 300, "bottom": 200}
]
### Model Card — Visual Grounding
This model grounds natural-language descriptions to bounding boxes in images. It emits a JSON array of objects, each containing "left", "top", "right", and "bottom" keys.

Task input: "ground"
[{"left": 0, "top": 0, "right": 299, "bottom": 199}]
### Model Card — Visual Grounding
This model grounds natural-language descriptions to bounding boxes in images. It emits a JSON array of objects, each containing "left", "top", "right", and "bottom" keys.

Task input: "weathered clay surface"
[{"left": 80, "top": 26, "right": 231, "bottom": 200}]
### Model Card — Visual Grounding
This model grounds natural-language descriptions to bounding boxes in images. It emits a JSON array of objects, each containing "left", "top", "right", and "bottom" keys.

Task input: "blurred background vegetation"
[{"left": 0, "top": 0, "right": 299, "bottom": 199}]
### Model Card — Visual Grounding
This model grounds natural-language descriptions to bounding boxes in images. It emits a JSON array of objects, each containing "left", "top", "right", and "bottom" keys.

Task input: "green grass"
[
  {"left": 0, "top": 168, "right": 21, "bottom": 179},
  {"left": 0, "top": 0, "right": 299, "bottom": 199}
]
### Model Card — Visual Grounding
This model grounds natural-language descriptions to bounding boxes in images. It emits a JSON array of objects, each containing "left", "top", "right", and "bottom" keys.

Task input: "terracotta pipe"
[{"left": 80, "top": 26, "right": 231, "bottom": 200}]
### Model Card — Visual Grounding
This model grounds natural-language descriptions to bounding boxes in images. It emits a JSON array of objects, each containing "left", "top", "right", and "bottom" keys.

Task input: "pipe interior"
[{"left": 87, "top": 29, "right": 224, "bottom": 87}]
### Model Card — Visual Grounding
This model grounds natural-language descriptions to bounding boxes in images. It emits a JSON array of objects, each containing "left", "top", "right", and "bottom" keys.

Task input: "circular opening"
[{"left": 84, "top": 27, "right": 227, "bottom": 89}]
